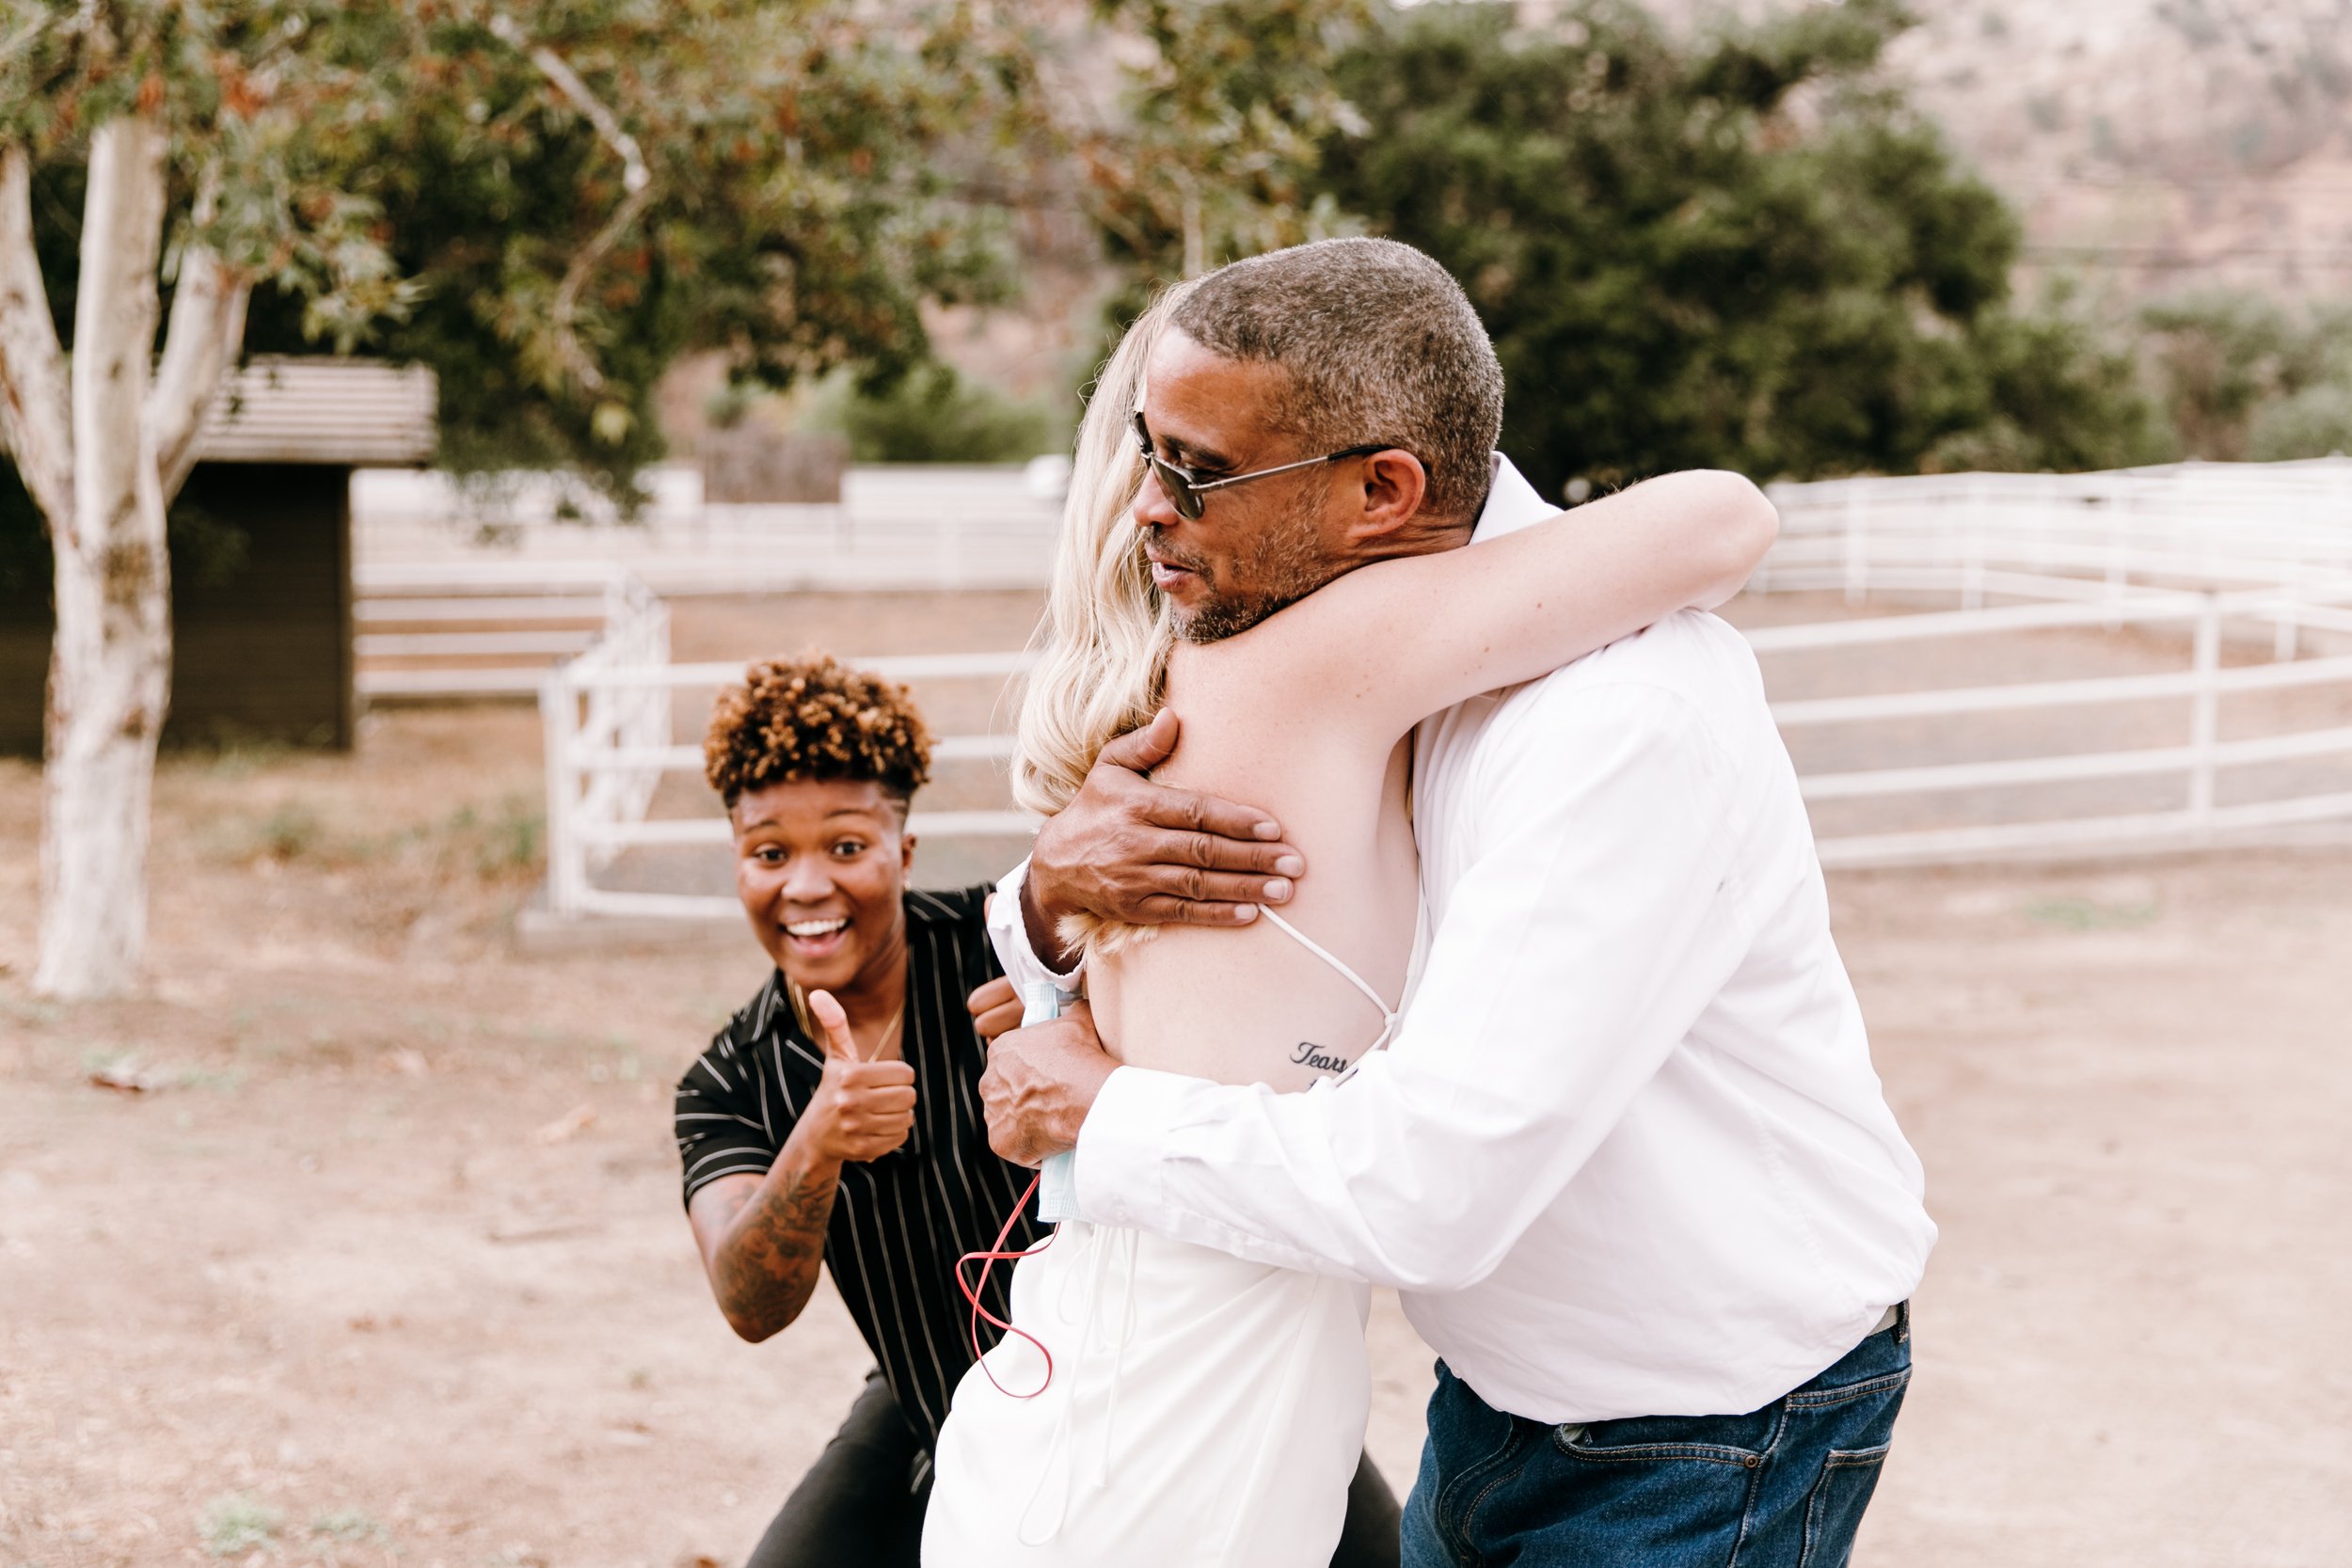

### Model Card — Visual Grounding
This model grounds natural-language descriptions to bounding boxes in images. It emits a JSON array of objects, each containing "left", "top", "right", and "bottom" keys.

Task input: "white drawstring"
[
  {"left": 1016, "top": 1222, "right": 1089, "bottom": 1545},
  {"left": 1015, "top": 1222, "right": 1149, "bottom": 1545},
  {"left": 1090, "top": 1227, "right": 1141, "bottom": 1489}
]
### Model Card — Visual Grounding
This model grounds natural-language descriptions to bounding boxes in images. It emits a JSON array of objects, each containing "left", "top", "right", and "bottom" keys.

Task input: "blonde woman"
[{"left": 922, "top": 241, "right": 1783, "bottom": 1566}]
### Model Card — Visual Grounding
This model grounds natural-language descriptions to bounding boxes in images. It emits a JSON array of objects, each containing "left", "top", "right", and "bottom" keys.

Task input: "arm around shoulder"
[
  {"left": 1263, "top": 467, "right": 1779, "bottom": 742},
  {"left": 1072, "top": 679, "right": 1755, "bottom": 1291},
  {"left": 1659, "top": 468, "right": 1779, "bottom": 610}
]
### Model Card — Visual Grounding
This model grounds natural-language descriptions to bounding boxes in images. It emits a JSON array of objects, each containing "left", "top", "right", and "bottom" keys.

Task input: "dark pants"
[
  {"left": 1402, "top": 1307, "right": 1913, "bottom": 1568},
  {"left": 746, "top": 1370, "right": 1405, "bottom": 1568}
]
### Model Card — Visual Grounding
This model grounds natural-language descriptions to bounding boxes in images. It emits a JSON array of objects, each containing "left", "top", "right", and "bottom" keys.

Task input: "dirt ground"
[{"left": 4, "top": 594, "right": 2350, "bottom": 1567}]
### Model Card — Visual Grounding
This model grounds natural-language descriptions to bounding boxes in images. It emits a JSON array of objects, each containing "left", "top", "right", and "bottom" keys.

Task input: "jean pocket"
[
  {"left": 1797, "top": 1444, "right": 1891, "bottom": 1568},
  {"left": 1429, "top": 1369, "right": 1532, "bottom": 1542},
  {"left": 1552, "top": 1409, "right": 1768, "bottom": 1467},
  {"left": 1526, "top": 1418, "right": 1762, "bottom": 1568},
  {"left": 1783, "top": 1365, "right": 1911, "bottom": 1412}
]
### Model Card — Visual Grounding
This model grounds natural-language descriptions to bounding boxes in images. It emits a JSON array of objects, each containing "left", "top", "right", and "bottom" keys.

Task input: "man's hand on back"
[
  {"left": 979, "top": 1001, "right": 1119, "bottom": 1168},
  {"left": 1024, "top": 710, "right": 1307, "bottom": 966}
]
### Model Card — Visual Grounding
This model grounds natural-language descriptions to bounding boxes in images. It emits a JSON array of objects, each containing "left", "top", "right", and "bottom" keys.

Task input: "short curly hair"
[{"left": 704, "top": 652, "right": 933, "bottom": 812}]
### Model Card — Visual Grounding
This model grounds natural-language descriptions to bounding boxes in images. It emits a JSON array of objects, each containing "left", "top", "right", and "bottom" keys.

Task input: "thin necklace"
[
  {"left": 873, "top": 1002, "right": 908, "bottom": 1064},
  {"left": 787, "top": 978, "right": 908, "bottom": 1063}
]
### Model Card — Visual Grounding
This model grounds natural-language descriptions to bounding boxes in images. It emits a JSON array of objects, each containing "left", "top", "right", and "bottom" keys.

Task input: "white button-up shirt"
[{"left": 986, "top": 454, "right": 1935, "bottom": 1424}]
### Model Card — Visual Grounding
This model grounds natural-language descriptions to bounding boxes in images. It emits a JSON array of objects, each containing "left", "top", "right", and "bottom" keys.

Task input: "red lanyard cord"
[{"left": 954, "top": 1170, "right": 1058, "bottom": 1399}]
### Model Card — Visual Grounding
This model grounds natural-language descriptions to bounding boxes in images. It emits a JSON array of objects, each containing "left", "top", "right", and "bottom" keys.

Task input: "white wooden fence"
[
  {"left": 355, "top": 462, "right": 1063, "bottom": 594},
  {"left": 521, "top": 460, "right": 2352, "bottom": 921},
  {"left": 1749, "top": 462, "right": 2352, "bottom": 863},
  {"left": 1760, "top": 460, "right": 2352, "bottom": 651},
  {"left": 540, "top": 649, "right": 1034, "bottom": 921},
  {"left": 355, "top": 562, "right": 656, "bottom": 699},
  {"left": 1753, "top": 578, "right": 2352, "bottom": 864}
]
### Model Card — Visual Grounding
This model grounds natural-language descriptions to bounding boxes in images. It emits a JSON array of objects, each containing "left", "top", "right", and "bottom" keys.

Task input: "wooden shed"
[{"left": 0, "top": 356, "right": 436, "bottom": 754}]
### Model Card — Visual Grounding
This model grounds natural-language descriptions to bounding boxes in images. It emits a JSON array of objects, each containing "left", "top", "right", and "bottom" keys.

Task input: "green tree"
[
  {"left": 1924, "top": 284, "right": 2168, "bottom": 474},
  {"left": 803, "top": 364, "right": 1060, "bottom": 464},
  {"left": 1309, "top": 0, "right": 2156, "bottom": 501},
  {"left": 0, "top": 0, "right": 1034, "bottom": 997},
  {"left": 2138, "top": 291, "right": 2352, "bottom": 462},
  {"left": 1082, "top": 0, "right": 1374, "bottom": 301},
  {"left": 2249, "top": 381, "right": 2352, "bottom": 462}
]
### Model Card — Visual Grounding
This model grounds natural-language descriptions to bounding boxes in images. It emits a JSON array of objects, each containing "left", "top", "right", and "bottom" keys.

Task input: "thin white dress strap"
[
  {"left": 1257, "top": 906, "right": 1401, "bottom": 1025},
  {"left": 1401, "top": 895, "right": 1431, "bottom": 1008}
]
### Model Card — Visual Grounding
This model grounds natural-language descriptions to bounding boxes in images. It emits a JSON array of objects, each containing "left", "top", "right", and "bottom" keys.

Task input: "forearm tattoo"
[{"left": 715, "top": 1162, "right": 839, "bottom": 1335}]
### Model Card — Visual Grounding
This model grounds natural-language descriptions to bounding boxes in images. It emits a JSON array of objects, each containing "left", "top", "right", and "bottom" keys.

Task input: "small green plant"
[
  {"left": 199, "top": 1494, "right": 281, "bottom": 1557},
  {"left": 259, "top": 803, "right": 325, "bottom": 860},
  {"left": 2024, "top": 897, "right": 2158, "bottom": 931},
  {"left": 204, "top": 740, "right": 291, "bottom": 783},
  {"left": 80, "top": 1045, "right": 136, "bottom": 1076},
  {"left": 210, "top": 801, "right": 327, "bottom": 863},
  {"left": 426, "top": 796, "right": 544, "bottom": 879},
  {"left": 480, "top": 800, "right": 544, "bottom": 876},
  {"left": 0, "top": 998, "right": 62, "bottom": 1027},
  {"left": 310, "top": 1511, "right": 390, "bottom": 1545}
]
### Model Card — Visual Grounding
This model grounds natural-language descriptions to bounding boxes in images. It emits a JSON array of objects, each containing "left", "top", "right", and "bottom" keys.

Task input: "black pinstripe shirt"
[{"left": 675, "top": 885, "right": 1043, "bottom": 1456}]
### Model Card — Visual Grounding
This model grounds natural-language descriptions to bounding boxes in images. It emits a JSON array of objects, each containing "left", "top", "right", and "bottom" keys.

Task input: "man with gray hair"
[{"left": 976, "top": 236, "right": 1934, "bottom": 1566}]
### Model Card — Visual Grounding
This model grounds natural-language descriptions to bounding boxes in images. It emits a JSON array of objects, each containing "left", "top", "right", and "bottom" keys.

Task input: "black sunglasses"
[{"left": 1132, "top": 411, "right": 1389, "bottom": 521}]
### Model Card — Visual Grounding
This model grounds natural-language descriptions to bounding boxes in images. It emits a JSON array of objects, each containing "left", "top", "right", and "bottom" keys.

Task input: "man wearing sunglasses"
[
  {"left": 972, "top": 237, "right": 1932, "bottom": 1568},
  {"left": 1126, "top": 409, "right": 1399, "bottom": 645}
]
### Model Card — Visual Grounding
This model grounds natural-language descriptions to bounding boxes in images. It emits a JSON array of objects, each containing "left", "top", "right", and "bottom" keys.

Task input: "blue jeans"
[{"left": 1402, "top": 1307, "right": 1911, "bottom": 1568}]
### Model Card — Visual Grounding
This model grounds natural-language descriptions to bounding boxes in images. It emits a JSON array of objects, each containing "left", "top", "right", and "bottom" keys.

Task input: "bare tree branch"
[
  {"left": 72, "top": 112, "right": 167, "bottom": 543},
  {"left": 151, "top": 170, "right": 253, "bottom": 499},
  {"left": 489, "top": 11, "right": 653, "bottom": 397},
  {"left": 0, "top": 144, "right": 74, "bottom": 532}
]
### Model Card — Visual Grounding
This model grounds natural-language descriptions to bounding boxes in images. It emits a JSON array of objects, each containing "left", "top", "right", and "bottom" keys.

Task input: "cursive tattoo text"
[{"left": 1290, "top": 1040, "right": 1350, "bottom": 1076}]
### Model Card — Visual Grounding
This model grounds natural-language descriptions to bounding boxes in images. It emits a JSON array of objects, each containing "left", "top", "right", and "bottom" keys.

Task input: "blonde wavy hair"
[{"left": 1010, "top": 282, "right": 1199, "bottom": 955}]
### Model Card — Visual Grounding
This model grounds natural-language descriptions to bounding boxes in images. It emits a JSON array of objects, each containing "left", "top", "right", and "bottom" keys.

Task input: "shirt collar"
[{"left": 1469, "top": 452, "right": 1556, "bottom": 544}]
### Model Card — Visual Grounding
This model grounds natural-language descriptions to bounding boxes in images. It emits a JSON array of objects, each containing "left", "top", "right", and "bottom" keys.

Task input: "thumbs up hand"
[{"left": 792, "top": 989, "right": 917, "bottom": 1165}]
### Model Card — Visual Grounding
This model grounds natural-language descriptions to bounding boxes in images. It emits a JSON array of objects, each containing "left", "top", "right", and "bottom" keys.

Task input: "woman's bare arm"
[{"left": 1239, "top": 468, "right": 1777, "bottom": 742}]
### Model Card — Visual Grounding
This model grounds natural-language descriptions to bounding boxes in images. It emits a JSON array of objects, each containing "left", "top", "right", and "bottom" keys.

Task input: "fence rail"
[
  {"left": 355, "top": 462, "right": 1064, "bottom": 594},
  {"left": 540, "top": 647, "right": 1037, "bottom": 921},
  {"left": 525, "top": 460, "right": 2352, "bottom": 922},
  {"left": 1750, "top": 462, "right": 2352, "bottom": 865},
  {"left": 354, "top": 562, "right": 646, "bottom": 699}
]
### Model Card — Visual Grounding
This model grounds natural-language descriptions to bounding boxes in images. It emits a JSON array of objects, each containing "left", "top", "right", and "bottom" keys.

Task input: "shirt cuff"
[
  {"left": 1073, "top": 1064, "right": 1200, "bottom": 1228},
  {"left": 986, "top": 858, "right": 1083, "bottom": 990}
]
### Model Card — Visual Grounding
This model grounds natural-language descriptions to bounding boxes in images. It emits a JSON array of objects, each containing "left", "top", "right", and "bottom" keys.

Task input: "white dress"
[
  {"left": 921, "top": 911, "right": 1406, "bottom": 1567},
  {"left": 922, "top": 1222, "right": 1371, "bottom": 1566}
]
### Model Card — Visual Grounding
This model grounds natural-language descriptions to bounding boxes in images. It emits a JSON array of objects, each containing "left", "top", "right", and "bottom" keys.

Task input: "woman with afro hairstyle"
[{"left": 673, "top": 652, "right": 1407, "bottom": 1567}]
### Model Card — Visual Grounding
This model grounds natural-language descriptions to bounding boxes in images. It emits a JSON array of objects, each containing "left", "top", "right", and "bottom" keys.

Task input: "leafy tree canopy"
[
  {"left": 2138, "top": 291, "right": 2352, "bottom": 462},
  {"left": 1081, "top": 0, "right": 1375, "bottom": 323},
  {"left": 1307, "top": 0, "right": 2162, "bottom": 499},
  {"left": 5, "top": 0, "right": 1041, "bottom": 499}
]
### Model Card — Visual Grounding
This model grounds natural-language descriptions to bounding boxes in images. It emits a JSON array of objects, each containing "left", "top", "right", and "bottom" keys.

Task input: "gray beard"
[{"left": 1174, "top": 494, "right": 1340, "bottom": 644}]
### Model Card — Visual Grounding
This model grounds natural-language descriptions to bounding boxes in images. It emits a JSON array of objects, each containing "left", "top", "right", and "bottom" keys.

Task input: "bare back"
[
  {"left": 1078, "top": 467, "right": 1776, "bottom": 1092},
  {"left": 1090, "top": 637, "right": 1422, "bottom": 1092}
]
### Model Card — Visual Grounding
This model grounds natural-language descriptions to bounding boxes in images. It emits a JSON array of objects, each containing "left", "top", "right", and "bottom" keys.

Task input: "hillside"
[{"left": 1882, "top": 0, "right": 2352, "bottom": 297}]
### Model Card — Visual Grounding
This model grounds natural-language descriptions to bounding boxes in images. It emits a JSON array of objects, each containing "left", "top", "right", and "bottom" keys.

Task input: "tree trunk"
[{"left": 35, "top": 116, "right": 171, "bottom": 1000}]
